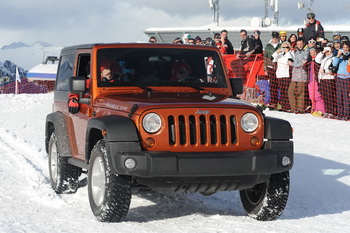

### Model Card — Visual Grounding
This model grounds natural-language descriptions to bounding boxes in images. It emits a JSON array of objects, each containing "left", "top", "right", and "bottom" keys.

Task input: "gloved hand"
[{"left": 68, "top": 95, "right": 79, "bottom": 114}]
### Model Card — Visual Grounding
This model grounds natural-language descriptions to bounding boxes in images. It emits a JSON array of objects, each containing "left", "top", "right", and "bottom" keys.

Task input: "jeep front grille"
[{"left": 168, "top": 114, "right": 236, "bottom": 146}]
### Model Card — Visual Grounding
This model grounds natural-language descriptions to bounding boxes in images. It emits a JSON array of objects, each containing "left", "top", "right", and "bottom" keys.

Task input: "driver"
[{"left": 171, "top": 62, "right": 192, "bottom": 81}]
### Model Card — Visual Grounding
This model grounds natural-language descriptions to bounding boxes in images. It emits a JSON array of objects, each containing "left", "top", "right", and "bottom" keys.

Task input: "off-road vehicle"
[{"left": 45, "top": 43, "right": 293, "bottom": 222}]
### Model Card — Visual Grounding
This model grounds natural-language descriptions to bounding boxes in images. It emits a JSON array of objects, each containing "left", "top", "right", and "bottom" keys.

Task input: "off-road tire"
[
  {"left": 239, "top": 171, "right": 290, "bottom": 221},
  {"left": 48, "top": 133, "right": 81, "bottom": 194},
  {"left": 88, "top": 140, "right": 132, "bottom": 222}
]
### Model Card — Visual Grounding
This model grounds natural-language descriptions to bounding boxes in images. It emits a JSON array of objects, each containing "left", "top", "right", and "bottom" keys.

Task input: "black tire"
[
  {"left": 48, "top": 133, "right": 81, "bottom": 194},
  {"left": 88, "top": 140, "right": 132, "bottom": 222},
  {"left": 239, "top": 171, "right": 290, "bottom": 221}
]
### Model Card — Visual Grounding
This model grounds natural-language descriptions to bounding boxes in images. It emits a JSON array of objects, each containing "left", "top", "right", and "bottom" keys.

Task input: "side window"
[
  {"left": 56, "top": 54, "right": 75, "bottom": 91},
  {"left": 77, "top": 54, "right": 91, "bottom": 78}
]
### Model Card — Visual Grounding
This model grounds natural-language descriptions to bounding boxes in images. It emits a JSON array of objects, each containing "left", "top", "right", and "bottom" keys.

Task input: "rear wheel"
[
  {"left": 88, "top": 140, "right": 132, "bottom": 222},
  {"left": 239, "top": 171, "right": 290, "bottom": 221},
  {"left": 48, "top": 133, "right": 81, "bottom": 194}
]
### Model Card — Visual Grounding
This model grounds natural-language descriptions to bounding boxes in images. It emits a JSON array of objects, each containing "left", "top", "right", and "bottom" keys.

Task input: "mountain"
[
  {"left": 0, "top": 60, "right": 26, "bottom": 79},
  {"left": 0, "top": 42, "right": 62, "bottom": 70},
  {"left": 1, "top": 42, "right": 30, "bottom": 50}
]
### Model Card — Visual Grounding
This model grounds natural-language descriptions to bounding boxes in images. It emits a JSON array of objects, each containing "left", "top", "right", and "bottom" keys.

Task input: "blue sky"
[{"left": 0, "top": 0, "right": 349, "bottom": 47}]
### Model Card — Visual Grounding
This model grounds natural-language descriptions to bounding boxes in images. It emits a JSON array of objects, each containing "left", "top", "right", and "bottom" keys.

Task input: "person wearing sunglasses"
[
  {"left": 303, "top": 12, "right": 324, "bottom": 45},
  {"left": 272, "top": 41, "right": 293, "bottom": 111}
]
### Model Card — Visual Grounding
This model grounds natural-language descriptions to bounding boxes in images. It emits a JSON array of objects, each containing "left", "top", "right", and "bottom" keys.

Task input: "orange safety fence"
[
  {"left": 225, "top": 53, "right": 350, "bottom": 120},
  {"left": 0, "top": 78, "right": 55, "bottom": 94}
]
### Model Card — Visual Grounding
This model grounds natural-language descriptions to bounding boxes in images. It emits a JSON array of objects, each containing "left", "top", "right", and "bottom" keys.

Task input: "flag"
[{"left": 16, "top": 66, "right": 21, "bottom": 83}]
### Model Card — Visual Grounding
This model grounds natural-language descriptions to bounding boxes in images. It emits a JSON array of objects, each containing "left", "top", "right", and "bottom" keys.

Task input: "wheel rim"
[
  {"left": 50, "top": 142, "right": 58, "bottom": 183},
  {"left": 244, "top": 183, "right": 266, "bottom": 205},
  {"left": 91, "top": 157, "right": 106, "bottom": 206}
]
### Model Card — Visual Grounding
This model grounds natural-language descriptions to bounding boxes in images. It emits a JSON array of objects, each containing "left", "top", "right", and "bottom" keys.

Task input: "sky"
[{"left": 1, "top": 0, "right": 350, "bottom": 47}]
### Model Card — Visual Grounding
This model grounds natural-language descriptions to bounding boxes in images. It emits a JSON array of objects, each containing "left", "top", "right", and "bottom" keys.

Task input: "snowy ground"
[{"left": 0, "top": 93, "right": 349, "bottom": 233}]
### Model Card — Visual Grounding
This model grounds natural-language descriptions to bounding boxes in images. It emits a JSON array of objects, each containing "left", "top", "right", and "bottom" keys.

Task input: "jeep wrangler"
[{"left": 45, "top": 43, "right": 293, "bottom": 222}]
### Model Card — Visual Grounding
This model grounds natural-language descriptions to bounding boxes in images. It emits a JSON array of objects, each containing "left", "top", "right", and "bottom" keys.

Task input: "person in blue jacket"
[{"left": 332, "top": 41, "right": 350, "bottom": 120}]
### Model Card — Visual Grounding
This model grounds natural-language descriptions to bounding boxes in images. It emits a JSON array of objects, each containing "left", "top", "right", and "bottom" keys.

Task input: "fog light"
[
  {"left": 144, "top": 137, "right": 156, "bottom": 148},
  {"left": 282, "top": 156, "right": 291, "bottom": 166},
  {"left": 125, "top": 158, "right": 136, "bottom": 170},
  {"left": 250, "top": 137, "right": 260, "bottom": 146}
]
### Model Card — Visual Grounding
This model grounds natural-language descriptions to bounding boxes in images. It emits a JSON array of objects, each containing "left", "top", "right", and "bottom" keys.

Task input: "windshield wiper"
[
  {"left": 119, "top": 81, "right": 153, "bottom": 92},
  {"left": 170, "top": 82, "right": 213, "bottom": 96}
]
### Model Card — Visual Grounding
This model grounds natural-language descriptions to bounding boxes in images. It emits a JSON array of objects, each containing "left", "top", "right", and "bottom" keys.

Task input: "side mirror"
[
  {"left": 69, "top": 76, "right": 87, "bottom": 97},
  {"left": 229, "top": 78, "right": 244, "bottom": 97}
]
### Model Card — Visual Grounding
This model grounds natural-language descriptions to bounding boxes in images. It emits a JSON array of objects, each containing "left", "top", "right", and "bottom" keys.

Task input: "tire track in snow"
[{"left": 0, "top": 127, "right": 49, "bottom": 186}]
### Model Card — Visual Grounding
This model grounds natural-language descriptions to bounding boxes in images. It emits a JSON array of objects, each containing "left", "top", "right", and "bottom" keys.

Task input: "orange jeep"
[{"left": 45, "top": 43, "right": 293, "bottom": 222}]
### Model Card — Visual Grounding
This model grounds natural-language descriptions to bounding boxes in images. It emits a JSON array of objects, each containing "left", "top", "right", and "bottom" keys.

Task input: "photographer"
[
  {"left": 272, "top": 41, "right": 293, "bottom": 110},
  {"left": 332, "top": 41, "right": 350, "bottom": 120}
]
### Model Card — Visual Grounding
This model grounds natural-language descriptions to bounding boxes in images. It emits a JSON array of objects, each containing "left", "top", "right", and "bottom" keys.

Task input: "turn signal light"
[{"left": 144, "top": 137, "right": 156, "bottom": 148}]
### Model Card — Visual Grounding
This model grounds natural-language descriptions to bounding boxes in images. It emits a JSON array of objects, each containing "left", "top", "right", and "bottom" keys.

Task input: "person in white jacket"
[
  {"left": 315, "top": 47, "right": 337, "bottom": 117},
  {"left": 272, "top": 41, "right": 293, "bottom": 111}
]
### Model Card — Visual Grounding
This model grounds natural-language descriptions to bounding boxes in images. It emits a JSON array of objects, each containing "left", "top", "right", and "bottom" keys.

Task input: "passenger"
[
  {"left": 220, "top": 29, "right": 234, "bottom": 54},
  {"left": 252, "top": 30, "right": 263, "bottom": 54},
  {"left": 171, "top": 62, "right": 191, "bottom": 81},
  {"left": 101, "top": 68, "right": 114, "bottom": 84}
]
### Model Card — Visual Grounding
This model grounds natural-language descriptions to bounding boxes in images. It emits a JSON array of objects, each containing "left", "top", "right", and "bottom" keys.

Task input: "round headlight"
[
  {"left": 143, "top": 113, "right": 162, "bottom": 133},
  {"left": 241, "top": 113, "right": 259, "bottom": 133}
]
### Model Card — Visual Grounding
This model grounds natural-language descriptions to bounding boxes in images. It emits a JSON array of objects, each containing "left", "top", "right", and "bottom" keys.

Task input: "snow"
[{"left": 0, "top": 93, "right": 350, "bottom": 232}]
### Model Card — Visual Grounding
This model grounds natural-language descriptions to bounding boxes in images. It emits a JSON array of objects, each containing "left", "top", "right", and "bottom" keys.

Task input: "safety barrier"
[
  {"left": 223, "top": 54, "right": 350, "bottom": 120},
  {"left": 0, "top": 78, "right": 55, "bottom": 94}
]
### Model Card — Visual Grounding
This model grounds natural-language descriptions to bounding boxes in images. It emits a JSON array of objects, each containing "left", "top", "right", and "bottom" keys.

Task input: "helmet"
[
  {"left": 279, "top": 31, "right": 287, "bottom": 37},
  {"left": 306, "top": 12, "right": 315, "bottom": 19}
]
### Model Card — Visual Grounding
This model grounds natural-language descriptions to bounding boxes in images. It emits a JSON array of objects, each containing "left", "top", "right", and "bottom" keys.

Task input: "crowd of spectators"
[{"left": 148, "top": 12, "right": 350, "bottom": 120}]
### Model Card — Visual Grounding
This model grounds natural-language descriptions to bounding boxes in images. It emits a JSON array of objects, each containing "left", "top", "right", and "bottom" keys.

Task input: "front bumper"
[{"left": 108, "top": 140, "right": 293, "bottom": 178}]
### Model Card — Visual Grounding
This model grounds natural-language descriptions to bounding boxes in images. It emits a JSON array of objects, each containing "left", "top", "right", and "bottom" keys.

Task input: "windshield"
[{"left": 96, "top": 47, "right": 227, "bottom": 88}]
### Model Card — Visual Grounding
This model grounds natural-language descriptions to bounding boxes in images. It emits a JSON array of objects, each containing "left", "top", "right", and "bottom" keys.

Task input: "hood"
[{"left": 93, "top": 92, "right": 255, "bottom": 115}]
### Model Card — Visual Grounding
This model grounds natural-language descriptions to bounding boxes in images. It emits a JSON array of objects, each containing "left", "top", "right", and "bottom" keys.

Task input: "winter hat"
[
  {"left": 254, "top": 30, "right": 261, "bottom": 35},
  {"left": 297, "top": 28, "right": 304, "bottom": 33},
  {"left": 271, "top": 31, "right": 279, "bottom": 38},
  {"left": 279, "top": 31, "right": 287, "bottom": 37}
]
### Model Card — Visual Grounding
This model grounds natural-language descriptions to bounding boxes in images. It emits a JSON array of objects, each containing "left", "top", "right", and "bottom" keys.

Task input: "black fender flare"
[
  {"left": 85, "top": 115, "right": 141, "bottom": 165},
  {"left": 45, "top": 112, "right": 72, "bottom": 157},
  {"left": 264, "top": 116, "right": 293, "bottom": 140}
]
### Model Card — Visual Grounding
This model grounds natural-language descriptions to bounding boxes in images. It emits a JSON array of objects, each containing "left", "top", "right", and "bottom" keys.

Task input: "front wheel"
[
  {"left": 239, "top": 171, "right": 290, "bottom": 221},
  {"left": 88, "top": 140, "right": 132, "bottom": 222}
]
